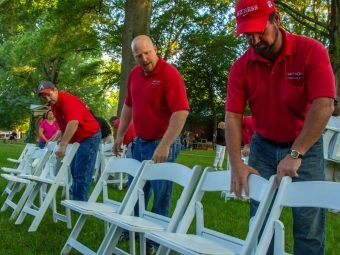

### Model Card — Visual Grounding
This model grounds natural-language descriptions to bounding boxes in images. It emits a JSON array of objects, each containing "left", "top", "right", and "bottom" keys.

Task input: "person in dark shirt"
[{"left": 89, "top": 110, "right": 114, "bottom": 144}]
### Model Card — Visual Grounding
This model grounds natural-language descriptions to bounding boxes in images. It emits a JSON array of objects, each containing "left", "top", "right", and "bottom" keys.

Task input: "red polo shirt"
[
  {"left": 52, "top": 92, "right": 100, "bottom": 142},
  {"left": 114, "top": 118, "right": 136, "bottom": 145},
  {"left": 125, "top": 57, "right": 189, "bottom": 140},
  {"left": 242, "top": 116, "right": 254, "bottom": 145},
  {"left": 226, "top": 28, "right": 335, "bottom": 142}
]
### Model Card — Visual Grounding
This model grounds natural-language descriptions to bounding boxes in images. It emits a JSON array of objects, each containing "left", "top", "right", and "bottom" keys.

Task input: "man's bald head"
[{"left": 131, "top": 35, "right": 158, "bottom": 73}]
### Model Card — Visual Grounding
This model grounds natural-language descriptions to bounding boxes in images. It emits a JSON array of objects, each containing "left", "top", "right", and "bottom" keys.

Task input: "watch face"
[{"left": 291, "top": 150, "right": 300, "bottom": 158}]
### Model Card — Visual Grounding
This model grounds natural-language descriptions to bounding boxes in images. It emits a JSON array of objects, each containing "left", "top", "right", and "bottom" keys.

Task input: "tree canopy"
[{"left": 0, "top": 0, "right": 338, "bottom": 133}]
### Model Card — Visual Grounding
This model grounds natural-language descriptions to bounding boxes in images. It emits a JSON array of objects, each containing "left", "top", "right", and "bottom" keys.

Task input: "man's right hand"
[
  {"left": 113, "top": 136, "right": 124, "bottom": 156},
  {"left": 230, "top": 164, "right": 259, "bottom": 199}
]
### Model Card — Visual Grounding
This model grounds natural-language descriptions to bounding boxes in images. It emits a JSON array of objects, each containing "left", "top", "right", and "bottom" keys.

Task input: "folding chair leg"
[
  {"left": 1, "top": 181, "right": 15, "bottom": 196},
  {"left": 15, "top": 183, "right": 42, "bottom": 225},
  {"left": 10, "top": 182, "right": 37, "bottom": 220},
  {"left": 274, "top": 220, "right": 286, "bottom": 255},
  {"left": 61, "top": 214, "right": 90, "bottom": 254},
  {"left": 28, "top": 184, "right": 60, "bottom": 232},
  {"left": 96, "top": 225, "right": 123, "bottom": 255},
  {"left": 1, "top": 182, "right": 21, "bottom": 212}
]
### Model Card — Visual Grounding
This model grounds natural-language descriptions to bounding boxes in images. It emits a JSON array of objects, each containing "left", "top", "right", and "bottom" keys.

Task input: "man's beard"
[{"left": 253, "top": 26, "right": 279, "bottom": 54}]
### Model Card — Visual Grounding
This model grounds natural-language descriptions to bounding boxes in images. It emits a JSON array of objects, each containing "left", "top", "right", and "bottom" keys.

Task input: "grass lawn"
[{"left": 0, "top": 143, "right": 339, "bottom": 254}]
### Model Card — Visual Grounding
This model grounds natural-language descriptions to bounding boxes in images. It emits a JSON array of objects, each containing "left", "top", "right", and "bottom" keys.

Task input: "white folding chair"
[
  {"left": 93, "top": 162, "right": 202, "bottom": 255},
  {"left": 6, "top": 142, "right": 58, "bottom": 220},
  {"left": 6, "top": 143, "right": 36, "bottom": 168},
  {"left": 1, "top": 146, "right": 38, "bottom": 199},
  {"left": 256, "top": 176, "right": 340, "bottom": 255},
  {"left": 1, "top": 145, "right": 54, "bottom": 215},
  {"left": 146, "top": 169, "right": 277, "bottom": 255},
  {"left": 14, "top": 143, "right": 79, "bottom": 232},
  {"left": 61, "top": 157, "right": 144, "bottom": 255}
]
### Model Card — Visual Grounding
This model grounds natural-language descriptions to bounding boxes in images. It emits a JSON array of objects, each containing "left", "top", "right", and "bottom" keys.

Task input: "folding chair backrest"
[
  {"left": 177, "top": 169, "right": 275, "bottom": 234},
  {"left": 256, "top": 176, "right": 340, "bottom": 255},
  {"left": 6, "top": 143, "right": 36, "bottom": 166},
  {"left": 88, "top": 157, "right": 143, "bottom": 208},
  {"left": 119, "top": 162, "right": 202, "bottom": 231}
]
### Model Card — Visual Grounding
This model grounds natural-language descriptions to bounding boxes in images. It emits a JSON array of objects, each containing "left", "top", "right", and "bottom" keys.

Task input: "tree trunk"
[{"left": 118, "top": 0, "right": 152, "bottom": 115}]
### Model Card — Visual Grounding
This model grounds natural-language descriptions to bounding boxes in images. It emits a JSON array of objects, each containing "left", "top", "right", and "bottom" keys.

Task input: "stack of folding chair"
[
  {"left": 145, "top": 168, "right": 277, "bottom": 255},
  {"left": 14, "top": 142, "right": 79, "bottom": 232},
  {"left": 1, "top": 145, "right": 38, "bottom": 197},
  {"left": 1, "top": 143, "right": 56, "bottom": 218}
]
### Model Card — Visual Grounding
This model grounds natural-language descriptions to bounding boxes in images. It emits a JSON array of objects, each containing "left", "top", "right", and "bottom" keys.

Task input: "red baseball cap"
[
  {"left": 37, "top": 81, "right": 56, "bottom": 95},
  {"left": 235, "top": 0, "right": 276, "bottom": 37}
]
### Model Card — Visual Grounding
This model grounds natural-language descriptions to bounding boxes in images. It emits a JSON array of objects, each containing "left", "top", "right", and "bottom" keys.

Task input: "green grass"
[{"left": 0, "top": 144, "right": 339, "bottom": 254}]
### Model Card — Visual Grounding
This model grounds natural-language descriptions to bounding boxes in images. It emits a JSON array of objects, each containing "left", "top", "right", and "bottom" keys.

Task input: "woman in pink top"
[{"left": 38, "top": 109, "right": 59, "bottom": 148}]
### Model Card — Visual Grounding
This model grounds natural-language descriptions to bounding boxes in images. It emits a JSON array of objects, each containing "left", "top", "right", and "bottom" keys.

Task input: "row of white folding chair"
[
  {"left": 1, "top": 145, "right": 38, "bottom": 196},
  {"left": 144, "top": 169, "right": 277, "bottom": 255},
  {"left": 61, "top": 157, "right": 145, "bottom": 255},
  {"left": 0, "top": 143, "right": 56, "bottom": 217},
  {"left": 15, "top": 142, "right": 79, "bottom": 232},
  {"left": 60, "top": 160, "right": 202, "bottom": 255}
]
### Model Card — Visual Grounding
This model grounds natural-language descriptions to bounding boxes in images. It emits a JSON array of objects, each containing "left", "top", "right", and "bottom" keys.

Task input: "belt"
[
  {"left": 138, "top": 136, "right": 162, "bottom": 142},
  {"left": 260, "top": 135, "right": 294, "bottom": 148}
]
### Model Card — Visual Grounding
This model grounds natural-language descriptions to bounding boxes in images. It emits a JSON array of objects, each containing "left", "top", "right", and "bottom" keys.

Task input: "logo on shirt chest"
[
  {"left": 286, "top": 72, "right": 303, "bottom": 79},
  {"left": 151, "top": 80, "right": 161, "bottom": 86}
]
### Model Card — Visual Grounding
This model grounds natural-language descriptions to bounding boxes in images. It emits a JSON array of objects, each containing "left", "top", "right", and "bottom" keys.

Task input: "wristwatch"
[{"left": 289, "top": 150, "right": 303, "bottom": 159}]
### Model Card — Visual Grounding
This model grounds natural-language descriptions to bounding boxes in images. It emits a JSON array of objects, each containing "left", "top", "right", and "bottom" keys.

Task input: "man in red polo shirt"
[
  {"left": 225, "top": 0, "right": 335, "bottom": 254},
  {"left": 113, "top": 35, "right": 189, "bottom": 254},
  {"left": 109, "top": 116, "right": 136, "bottom": 158},
  {"left": 38, "top": 81, "right": 101, "bottom": 201}
]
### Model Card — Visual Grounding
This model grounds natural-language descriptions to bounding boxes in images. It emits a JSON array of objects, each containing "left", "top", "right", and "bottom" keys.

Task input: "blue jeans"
[
  {"left": 249, "top": 132, "right": 325, "bottom": 255},
  {"left": 70, "top": 131, "right": 101, "bottom": 201},
  {"left": 38, "top": 142, "right": 46, "bottom": 149},
  {"left": 124, "top": 136, "right": 181, "bottom": 245}
]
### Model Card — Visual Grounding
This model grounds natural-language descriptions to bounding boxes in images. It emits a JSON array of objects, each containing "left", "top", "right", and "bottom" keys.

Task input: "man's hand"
[
  {"left": 55, "top": 143, "right": 67, "bottom": 158},
  {"left": 230, "top": 164, "right": 259, "bottom": 199},
  {"left": 276, "top": 155, "right": 300, "bottom": 185},
  {"left": 113, "top": 136, "right": 124, "bottom": 156},
  {"left": 152, "top": 143, "right": 170, "bottom": 163},
  {"left": 241, "top": 147, "right": 250, "bottom": 157}
]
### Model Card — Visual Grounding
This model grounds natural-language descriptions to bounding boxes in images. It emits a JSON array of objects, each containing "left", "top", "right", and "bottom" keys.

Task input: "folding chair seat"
[
  {"left": 255, "top": 176, "right": 340, "bottom": 255},
  {"left": 145, "top": 168, "right": 277, "bottom": 255},
  {"left": 60, "top": 157, "right": 144, "bottom": 255},
  {"left": 1, "top": 145, "right": 54, "bottom": 215},
  {"left": 92, "top": 162, "right": 202, "bottom": 255},
  {"left": 14, "top": 142, "right": 79, "bottom": 232}
]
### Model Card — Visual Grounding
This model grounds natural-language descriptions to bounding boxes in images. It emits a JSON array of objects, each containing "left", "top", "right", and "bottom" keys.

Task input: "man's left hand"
[
  {"left": 152, "top": 144, "right": 169, "bottom": 163},
  {"left": 276, "top": 155, "right": 301, "bottom": 184}
]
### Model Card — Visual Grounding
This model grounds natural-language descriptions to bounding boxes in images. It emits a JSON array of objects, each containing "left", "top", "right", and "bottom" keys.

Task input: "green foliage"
[{"left": 24, "top": 113, "right": 36, "bottom": 143}]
